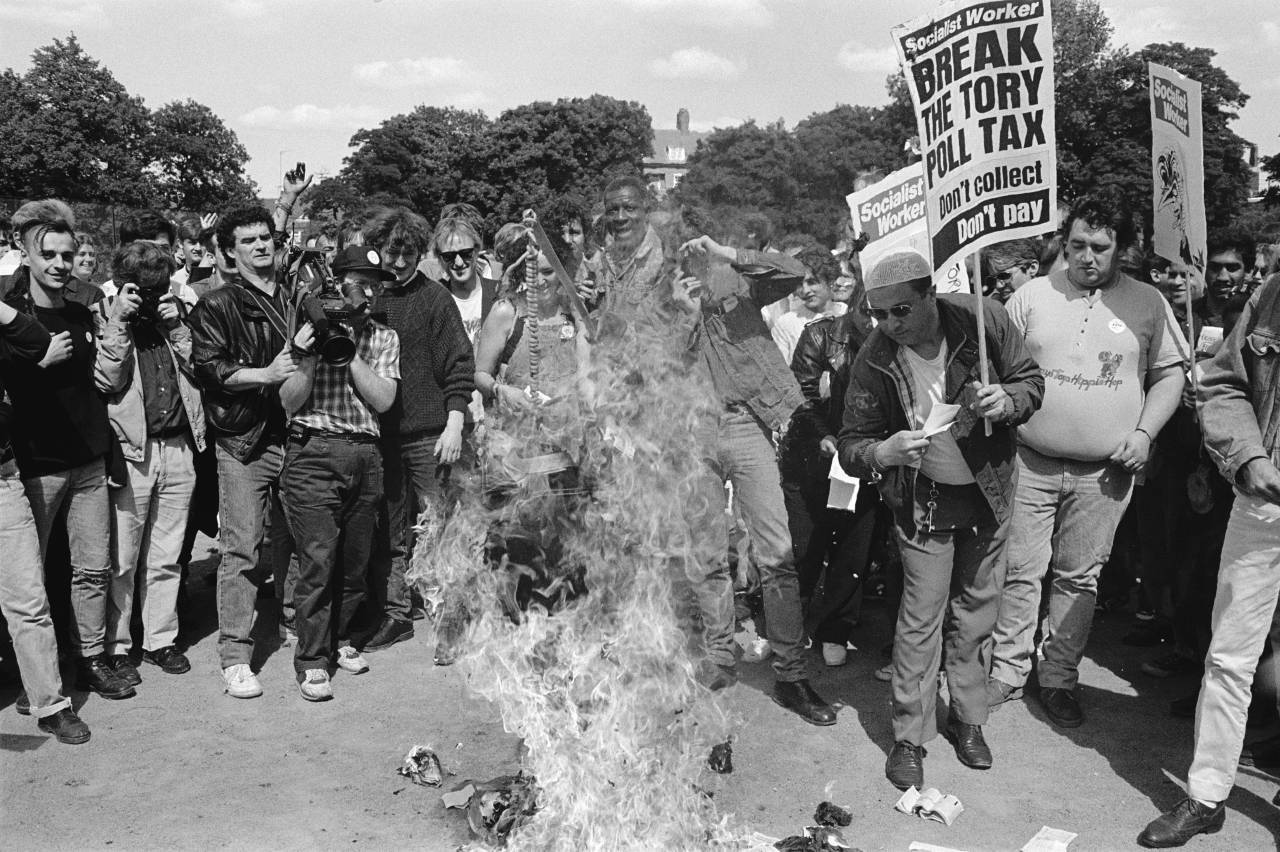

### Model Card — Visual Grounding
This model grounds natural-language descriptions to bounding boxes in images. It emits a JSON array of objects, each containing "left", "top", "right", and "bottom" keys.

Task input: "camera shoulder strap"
[{"left": 240, "top": 282, "right": 290, "bottom": 347}]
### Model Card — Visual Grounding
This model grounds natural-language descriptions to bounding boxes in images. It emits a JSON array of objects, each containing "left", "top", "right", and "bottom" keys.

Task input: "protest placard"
[
  {"left": 845, "top": 163, "right": 971, "bottom": 293},
  {"left": 892, "top": 0, "right": 1057, "bottom": 274},
  {"left": 1149, "top": 62, "right": 1206, "bottom": 272}
]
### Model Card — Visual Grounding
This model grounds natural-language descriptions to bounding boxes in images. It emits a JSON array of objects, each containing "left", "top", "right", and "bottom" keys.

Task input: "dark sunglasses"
[
  {"left": 440, "top": 248, "right": 476, "bottom": 265},
  {"left": 994, "top": 264, "right": 1029, "bottom": 283},
  {"left": 864, "top": 303, "right": 915, "bottom": 321}
]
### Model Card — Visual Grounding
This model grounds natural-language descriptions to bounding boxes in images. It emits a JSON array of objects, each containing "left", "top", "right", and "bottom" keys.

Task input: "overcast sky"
[{"left": 1, "top": 0, "right": 1276, "bottom": 196}]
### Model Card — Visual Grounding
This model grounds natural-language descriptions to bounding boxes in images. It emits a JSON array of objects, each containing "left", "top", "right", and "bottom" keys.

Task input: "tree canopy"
[
  {"left": 337, "top": 95, "right": 652, "bottom": 232},
  {"left": 0, "top": 36, "right": 257, "bottom": 210}
]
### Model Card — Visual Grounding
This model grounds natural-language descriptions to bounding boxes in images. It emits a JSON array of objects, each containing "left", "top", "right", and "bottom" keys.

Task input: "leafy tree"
[
  {"left": 0, "top": 36, "right": 257, "bottom": 212},
  {"left": 341, "top": 106, "right": 492, "bottom": 221},
  {"left": 673, "top": 119, "right": 799, "bottom": 235},
  {"left": 303, "top": 175, "right": 364, "bottom": 222},
  {"left": 0, "top": 36, "right": 151, "bottom": 204},
  {"left": 480, "top": 95, "right": 653, "bottom": 224},
  {"left": 148, "top": 100, "right": 258, "bottom": 210}
]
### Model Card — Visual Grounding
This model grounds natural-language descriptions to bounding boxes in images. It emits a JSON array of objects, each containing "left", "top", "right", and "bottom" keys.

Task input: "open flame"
[{"left": 410, "top": 317, "right": 755, "bottom": 849}]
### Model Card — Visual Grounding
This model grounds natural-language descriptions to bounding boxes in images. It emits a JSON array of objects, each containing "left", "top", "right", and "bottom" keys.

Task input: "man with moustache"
[
  {"left": 838, "top": 249, "right": 1042, "bottom": 789},
  {"left": 599, "top": 177, "right": 668, "bottom": 321}
]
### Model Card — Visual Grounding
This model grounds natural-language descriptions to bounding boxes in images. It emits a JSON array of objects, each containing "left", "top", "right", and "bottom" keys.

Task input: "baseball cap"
[
  {"left": 331, "top": 245, "right": 396, "bottom": 281},
  {"left": 865, "top": 249, "right": 932, "bottom": 291}
]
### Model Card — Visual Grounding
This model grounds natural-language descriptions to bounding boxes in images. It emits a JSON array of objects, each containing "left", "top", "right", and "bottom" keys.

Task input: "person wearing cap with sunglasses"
[
  {"left": 837, "top": 248, "right": 1043, "bottom": 791},
  {"left": 278, "top": 245, "right": 400, "bottom": 701}
]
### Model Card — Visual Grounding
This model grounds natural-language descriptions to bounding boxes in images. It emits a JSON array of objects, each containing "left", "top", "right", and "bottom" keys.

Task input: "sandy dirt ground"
[{"left": 3, "top": 542, "right": 1279, "bottom": 852}]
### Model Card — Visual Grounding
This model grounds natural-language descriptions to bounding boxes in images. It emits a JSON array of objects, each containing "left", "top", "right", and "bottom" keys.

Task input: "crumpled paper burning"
[
  {"left": 396, "top": 745, "right": 444, "bottom": 787},
  {"left": 441, "top": 773, "right": 539, "bottom": 846}
]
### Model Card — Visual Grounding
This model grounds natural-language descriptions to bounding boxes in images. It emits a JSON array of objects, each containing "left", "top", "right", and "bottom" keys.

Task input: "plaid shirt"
[{"left": 291, "top": 320, "right": 400, "bottom": 437}]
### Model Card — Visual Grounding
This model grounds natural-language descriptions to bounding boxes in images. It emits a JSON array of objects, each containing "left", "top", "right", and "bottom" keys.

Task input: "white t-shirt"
[
  {"left": 902, "top": 341, "right": 975, "bottom": 486},
  {"left": 452, "top": 284, "right": 484, "bottom": 350},
  {"left": 760, "top": 295, "right": 847, "bottom": 363},
  {"left": 452, "top": 284, "right": 485, "bottom": 422}
]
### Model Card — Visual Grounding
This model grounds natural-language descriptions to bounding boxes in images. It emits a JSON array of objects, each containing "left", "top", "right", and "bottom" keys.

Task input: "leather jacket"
[
  {"left": 188, "top": 275, "right": 292, "bottom": 462},
  {"left": 791, "top": 312, "right": 871, "bottom": 440},
  {"left": 838, "top": 294, "right": 1044, "bottom": 537},
  {"left": 1200, "top": 274, "right": 1280, "bottom": 485}
]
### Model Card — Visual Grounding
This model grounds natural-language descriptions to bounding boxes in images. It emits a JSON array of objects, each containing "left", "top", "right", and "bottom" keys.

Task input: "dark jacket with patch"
[{"left": 837, "top": 294, "right": 1044, "bottom": 537}]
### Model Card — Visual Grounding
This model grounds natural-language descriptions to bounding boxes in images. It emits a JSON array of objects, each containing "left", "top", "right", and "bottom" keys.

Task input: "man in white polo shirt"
[{"left": 988, "top": 191, "right": 1187, "bottom": 728}]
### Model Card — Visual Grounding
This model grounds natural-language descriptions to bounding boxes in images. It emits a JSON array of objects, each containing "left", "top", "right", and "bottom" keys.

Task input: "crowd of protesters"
[{"left": 2, "top": 167, "right": 1280, "bottom": 849}]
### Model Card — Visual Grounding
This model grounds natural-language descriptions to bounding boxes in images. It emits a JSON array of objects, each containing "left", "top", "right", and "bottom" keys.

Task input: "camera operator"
[
  {"left": 278, "top": 246, "right": 399, "bottom": 701},
  {"left": 98, "top": 241, "right": 205, "bottom": 685},
  {"left": 188, "top": 205, "right": 298, "bottom": 700}
]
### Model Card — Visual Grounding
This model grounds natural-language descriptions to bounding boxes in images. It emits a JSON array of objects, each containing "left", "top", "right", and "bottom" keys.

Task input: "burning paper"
[{"left": 396, "top": 745, "right": 444, "bottom": 787}]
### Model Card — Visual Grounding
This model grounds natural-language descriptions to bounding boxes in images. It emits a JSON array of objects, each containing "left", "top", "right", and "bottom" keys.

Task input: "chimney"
[{"left": 676, "top": 107, "right": 690, "bottom": 134}]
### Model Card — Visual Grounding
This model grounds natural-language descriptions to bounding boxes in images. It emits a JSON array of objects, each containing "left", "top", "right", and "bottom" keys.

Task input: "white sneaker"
[
  {"left": 298, "top": 669, "right": 333, "bottom": 701},
  {"left": 822, "top": 642, "right": 848, "bottom": 667},
  {"left": 336, "top": 645, "right": 369, "bottom": 675},
  {"left": 222, "top": 664, "right": 263, "bottom": 699}
]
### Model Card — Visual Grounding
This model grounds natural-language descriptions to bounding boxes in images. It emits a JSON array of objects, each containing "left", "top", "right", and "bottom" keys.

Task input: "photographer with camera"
[
  {"left": 189, "top": 205, "right": 299, "bottom": 700},
  {"left": 278, "top": 245, "right": 399, "bottom": 701},
  {"left": 97, "top": 241, "right": 205, "bottom": 684}
]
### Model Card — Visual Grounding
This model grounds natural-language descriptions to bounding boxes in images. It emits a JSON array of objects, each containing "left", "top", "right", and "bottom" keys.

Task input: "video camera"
[{"left": 289, "top": 248, "right": 369, "bottom": 367}]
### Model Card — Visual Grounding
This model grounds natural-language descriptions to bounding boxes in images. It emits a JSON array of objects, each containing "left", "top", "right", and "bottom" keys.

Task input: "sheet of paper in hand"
[
  {"left": 1021, "top": 825, "right": 1078, "bottom": 852},
  {"left": 895, "top": 785, "right": 964, "bottom": 826},
  {"left": 923, "top": 403, "right": 961, "bottom": 437},
  {"left": 827, "top": 455, "right": 860, "bottom": 512}
]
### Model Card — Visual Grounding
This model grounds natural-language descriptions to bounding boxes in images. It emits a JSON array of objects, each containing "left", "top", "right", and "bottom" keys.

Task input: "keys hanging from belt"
[{"left": 922, "top": 480, "right": 940, "bottom": 533}]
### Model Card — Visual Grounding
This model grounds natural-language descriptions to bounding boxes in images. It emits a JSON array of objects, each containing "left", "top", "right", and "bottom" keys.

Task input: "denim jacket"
[
  {"left": 689, "top": 249, "right": 807, "bottom": 431},
  {"left": 838, "top": 294, "right": 1044, "bottom": 537},
  {"left": 1199, "top": 275, "right": 1280, "bottom": 485}
]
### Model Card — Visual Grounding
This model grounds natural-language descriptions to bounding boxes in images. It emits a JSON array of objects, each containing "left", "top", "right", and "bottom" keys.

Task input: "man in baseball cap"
[
  {"left": 330, "top": 245, "right": 396, "bottom": 283},
  {"left": 838, "top": 248, "right": 1044, "bottom": 790},
  {"left": 277, "top": 240, "right": 402, "bottom": 702}
]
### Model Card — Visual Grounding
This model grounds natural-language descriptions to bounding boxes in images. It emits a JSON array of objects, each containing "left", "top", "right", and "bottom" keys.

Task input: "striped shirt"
[{"left": 290, "top": 320, "right": 400, "bottom": 437}]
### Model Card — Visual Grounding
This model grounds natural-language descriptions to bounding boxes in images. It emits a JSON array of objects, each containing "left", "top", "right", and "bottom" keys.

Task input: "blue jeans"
[
  {"left": 281, "top": 435, "right": 382, "bottom": 674},
  {"left": 23, "top": 458, "right": 111, "bottom": 659},
  {"left": 694, "top": 411, "right": 806, "bottom": 682},
  {"left": 215, "top": 441, "right": 285, "bottom": 668},
  {"left": 0, "top": 459, "right": 69, "bottom": 717},
  {"left": 990, "top": 444, "right": 1134, "bottom": 691},
  {"left": 374, "top": 430, "right": 466, "bottom": 623}
]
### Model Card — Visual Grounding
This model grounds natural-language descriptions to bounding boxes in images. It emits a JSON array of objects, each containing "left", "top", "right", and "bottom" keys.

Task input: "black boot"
[{"left": 772, "top": 679, "right": 836, "bottom": 726}]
